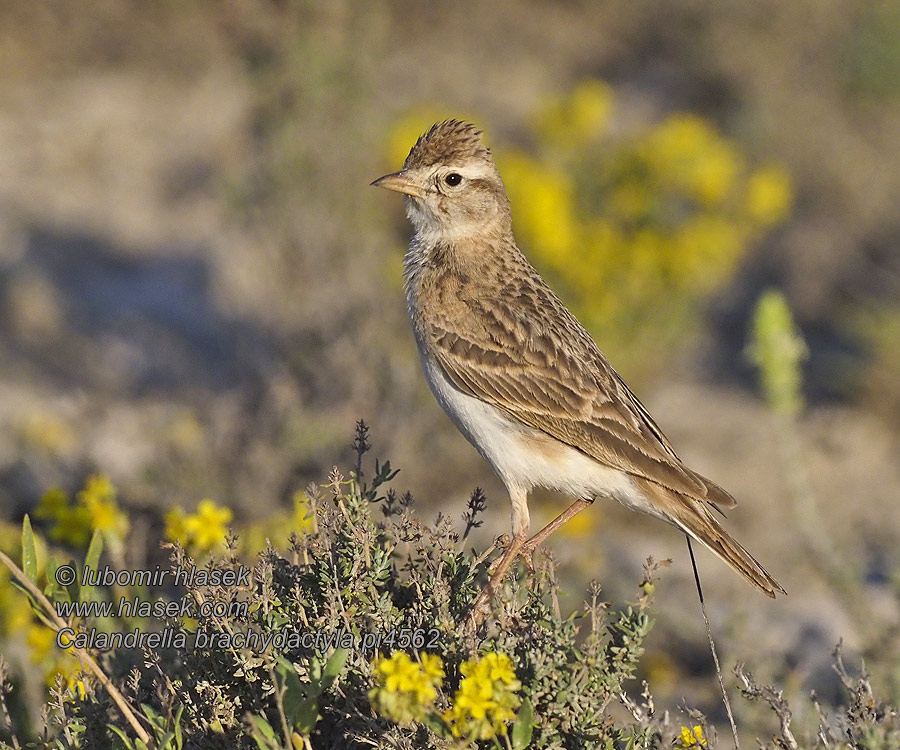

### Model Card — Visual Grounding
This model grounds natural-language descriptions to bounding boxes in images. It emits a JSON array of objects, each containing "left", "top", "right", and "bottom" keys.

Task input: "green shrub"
[{"left": 1, "top": 422, "right": 897, "bottom": 748}]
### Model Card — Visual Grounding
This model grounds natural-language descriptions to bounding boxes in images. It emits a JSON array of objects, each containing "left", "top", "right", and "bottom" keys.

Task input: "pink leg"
[
  {"left": 465, "top": 496, "right": 594, "bottom": 631},
  {"left": 521, "top": 497, "right": 594, "bottom": 564},
  {"left": 465, "top": 529, "right": 528, "bottom": 632}
]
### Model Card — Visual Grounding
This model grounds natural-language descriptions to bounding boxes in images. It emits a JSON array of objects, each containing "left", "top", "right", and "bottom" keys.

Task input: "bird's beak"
[{"left": 370, "top": 170, "right": 425, "bottom": 199}]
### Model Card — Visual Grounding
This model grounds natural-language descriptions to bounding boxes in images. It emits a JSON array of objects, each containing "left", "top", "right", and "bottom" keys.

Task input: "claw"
[
  {"left": 487, "top": 534, "right": 513, "bottom": 575},
  {"left": 465, "top": 532, "right": 528, "bottom": 631}
]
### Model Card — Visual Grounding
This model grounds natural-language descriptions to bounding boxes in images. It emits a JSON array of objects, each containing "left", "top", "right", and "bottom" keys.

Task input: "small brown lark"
[{"left": 373, "top": 120, "right": 784, "bottom": 621}]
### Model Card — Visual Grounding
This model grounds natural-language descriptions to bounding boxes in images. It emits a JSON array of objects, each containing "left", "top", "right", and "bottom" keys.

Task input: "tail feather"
[
  {"left": 635, "top": 478, "right": 786, "bottom": 597},
  {"left": 692, "top": 470, "right": 737, "bottom": 510},
  {"left": 672, "top": 499, "right": 785, "bottom": 598}
]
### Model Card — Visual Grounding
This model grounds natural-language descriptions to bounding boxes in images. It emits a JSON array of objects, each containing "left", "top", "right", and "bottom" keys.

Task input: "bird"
[{"left": 372, "top": 119, "right": 784, "bottom": 620}]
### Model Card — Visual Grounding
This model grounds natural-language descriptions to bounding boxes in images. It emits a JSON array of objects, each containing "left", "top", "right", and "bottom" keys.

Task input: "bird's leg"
[
  {"left": 520, "top": 497, "right": 594, "bottom": 571},
  {"left": 465, "top": 528, "right": 527, "bottom": 632},
  {"left": 465, "top": 488, "right": 530, "bottom": 632}
]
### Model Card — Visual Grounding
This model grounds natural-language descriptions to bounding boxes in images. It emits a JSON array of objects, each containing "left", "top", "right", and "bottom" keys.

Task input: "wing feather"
[{"left": 425, "top": 293, "right": 735, "bottom": 507}]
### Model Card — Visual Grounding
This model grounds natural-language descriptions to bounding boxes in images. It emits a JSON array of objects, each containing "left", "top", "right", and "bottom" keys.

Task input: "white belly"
[{"left": 418, "top": 349, "right": 659, "bottom": 518}]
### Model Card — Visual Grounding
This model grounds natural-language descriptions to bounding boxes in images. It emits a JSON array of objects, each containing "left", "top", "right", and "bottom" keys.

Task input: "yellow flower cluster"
[
  {"left": 443, "top": 652, "right": 522, "bottom": 741},
  {"left": 678, "top": 725, "right": 707, "bottom": 747},
  {"left": 641, "top": 114, "right": 743, "bottom": 208},
  {"left": 368, "top": 651, "right": 445, "bottom": 723},
  {"left": 165, "top": 499, "right": 233, "bottom": 553},
  {"left": 35, "top": 474, "right": 129, "bottom": 547},
  {"left": 369, "top": 650, "right": 523, "bottom": 741}
]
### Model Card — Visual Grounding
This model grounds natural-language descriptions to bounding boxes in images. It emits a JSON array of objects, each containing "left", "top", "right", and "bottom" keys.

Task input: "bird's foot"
[
  {"left": 486, "top": 534, "right": 512, "bottom": 575},
  {"left": 464, "top": 532, "right": 527, "bottom": 634},
  {"left": 519, "top": 538, "right": 542, "bottom": 574}
]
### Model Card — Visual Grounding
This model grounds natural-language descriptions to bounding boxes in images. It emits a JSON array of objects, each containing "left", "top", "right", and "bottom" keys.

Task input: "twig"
[
  {"left": 686, "top": 536, "right": 739, "bottom": 750},
  {"left": 733, "top": 663, "right": 798, "bottom": 750},
  {"left": 0, "top": 549, "right": 153, "bottom": 747}
]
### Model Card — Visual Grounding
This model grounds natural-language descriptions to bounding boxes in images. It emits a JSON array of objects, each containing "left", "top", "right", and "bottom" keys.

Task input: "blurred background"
[{"left": 1, "top": 0, "right": 899, "bottom": 737}]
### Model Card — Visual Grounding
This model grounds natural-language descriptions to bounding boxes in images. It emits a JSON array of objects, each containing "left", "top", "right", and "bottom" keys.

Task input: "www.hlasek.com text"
[{"left": 55, "top": 594, "right": 249, "bottom": 620}]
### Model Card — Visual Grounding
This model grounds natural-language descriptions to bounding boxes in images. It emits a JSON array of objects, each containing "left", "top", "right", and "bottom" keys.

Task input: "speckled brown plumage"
[
  {"left": 403, "top": 120, "right": 491, "bottom": 171},
  {"left": 373, "top": 120, "right": 784, "bottom": 600}
]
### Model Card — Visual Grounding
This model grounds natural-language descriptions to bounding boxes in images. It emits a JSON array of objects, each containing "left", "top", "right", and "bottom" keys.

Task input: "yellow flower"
[
  {"left": 165, "top": 500, "right": 233, "bottom": 552},
  {"left": 35, "top": 475, "right": 129, "bottom": 547},
  {"left": 27, "top": 623, "right": 57, "bottom": 663},
  {"left": 443, "top": 652, "right": 522, "bottom": 740},
  {"left": 745, "top": 164, "right": 793, "bottom": 226},
  {"left": 35, "top": 487, "right": 91, "bottom": 547},
  {"left": 420, "top": 652, "right": 445, "bottom": 683},
  {"left": 537, "top": 79, "right": 614, "bottom": 147},
  {"left": 480, "top": 652, "right": 519, "bottom": 685},
  {"left": 164, "top": 507, "right": 188, "bottom": 544},
  {"left": 78, "top": 474, "right": 129, "bottom": 539},
  {"left": 78, "top": 474, "right": 115, "bottom": 507},
  {"left": 688, "top": 139, "right": 741, "bottom": 207},
  {"left": 191, "top": 499, "right": 232, "bottom": 550},
  {"left": 66, "top": 674, "right": 87, "bottom": 701},
  {"left": 369, "top": 651, "right": 444, "bottom": 724},
  {"left": 678, "top": 725, "right": 707, "bottom": 747},
  {"left": 642, "top": 113, "right": 741, "bottom": 207},
  {"left": 291, "top": 491, "right": 314, "bottom": 534},
  {"left": 499, "top": 151, "right": 578, "bottom": 269}
]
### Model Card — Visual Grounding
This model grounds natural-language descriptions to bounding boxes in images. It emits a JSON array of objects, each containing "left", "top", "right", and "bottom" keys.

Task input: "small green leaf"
[
  {"left": 422, "top": 711, "right": 453, "bottom": 738},
  {"left": 108, "top": 725, "right": 136, "bottom": 750},
  {"left": 174, "top": 703, "right": 184, "bottom": 749},
  {"left": 140, "top": 703, "right": 162, "bottom": 730},
  {"left": 248, "top": 715, "right": 278, "bottom": 750},
  {"left": 276, "top": 657, "right": 305, "bottom": 725},
  {"left": 82, "top": 531, "right": 104, "bottom": 604},
  {"left": 321, "top": 647, "right": 349, "bottom": 688},
  {"left": 85, "top": 529, "right": 103, "bottom": 575},
  {"left": 511, "top": 698, "right": 534, "bottom": 750},
  {"left": 309, "top": 656, "right": 322, "bottom": 684},
  {"left": 44, "top": 554, "right": 64, "bottom": 601},
  {"left": 293, "top": 696, "right": 320, "bottom": 736},
  {"left": 22, "top": 514, "right": 38, "bottom": 584},
  {"left": 65, "top": 558, "right": 80, "bottom": 604}
]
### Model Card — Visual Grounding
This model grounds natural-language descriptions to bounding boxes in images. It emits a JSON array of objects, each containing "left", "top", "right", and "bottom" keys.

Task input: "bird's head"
[{"left": 372, "top": 120, "right": 511, "bottom": 241}]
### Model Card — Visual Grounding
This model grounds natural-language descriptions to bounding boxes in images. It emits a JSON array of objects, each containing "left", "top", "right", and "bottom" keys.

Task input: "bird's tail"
[{"left": 668, "top": 497, "right": 785, "bottom": 598}]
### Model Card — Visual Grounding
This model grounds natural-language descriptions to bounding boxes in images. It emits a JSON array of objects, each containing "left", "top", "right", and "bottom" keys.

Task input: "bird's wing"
[{"left": 425, "top": 292, "right": 736, "bottom": 507}]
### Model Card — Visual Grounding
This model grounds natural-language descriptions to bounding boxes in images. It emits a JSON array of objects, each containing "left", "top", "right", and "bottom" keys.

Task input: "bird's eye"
[{"left": 444, "top": 173, "right": 463, "bottom": 187}]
